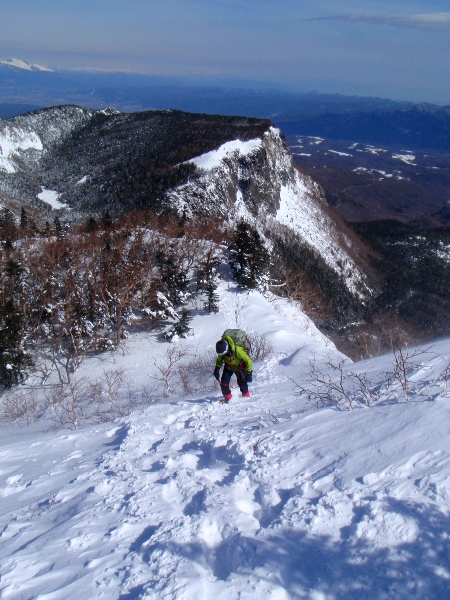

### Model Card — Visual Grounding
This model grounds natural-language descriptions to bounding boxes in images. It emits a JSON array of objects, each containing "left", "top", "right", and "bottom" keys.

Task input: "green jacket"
[{"left": 215, "top": 335, "right": 253, "bottom": 373}]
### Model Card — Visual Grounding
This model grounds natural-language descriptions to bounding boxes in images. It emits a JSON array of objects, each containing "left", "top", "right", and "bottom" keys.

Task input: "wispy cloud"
[{"left": 310, "top": 12, "right": 450, "bottom": 30}]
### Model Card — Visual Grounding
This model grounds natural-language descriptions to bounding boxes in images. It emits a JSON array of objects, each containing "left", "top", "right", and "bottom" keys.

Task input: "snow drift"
[{"left": 1, "top": 285, "right": 449, "bottom": 599}]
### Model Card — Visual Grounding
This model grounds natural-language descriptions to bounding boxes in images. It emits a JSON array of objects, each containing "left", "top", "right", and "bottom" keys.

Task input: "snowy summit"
[{"left": 0, "top": 58, "right": 53, "bottom": 72}]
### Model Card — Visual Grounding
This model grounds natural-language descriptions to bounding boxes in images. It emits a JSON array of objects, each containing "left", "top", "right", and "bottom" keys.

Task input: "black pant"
[{"left": 220, "top": 366, "right": 248, "bottom": 396}]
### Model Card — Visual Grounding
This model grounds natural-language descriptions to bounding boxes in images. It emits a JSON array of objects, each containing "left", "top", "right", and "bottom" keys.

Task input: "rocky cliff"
[
  {"left": 167, "top": 127, "right": 373, "bottom": 298},
  {"left": 0, "top": 105, "right": 373, "bottom": 299}
]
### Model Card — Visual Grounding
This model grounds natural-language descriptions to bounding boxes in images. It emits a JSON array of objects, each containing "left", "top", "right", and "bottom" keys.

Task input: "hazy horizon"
[{"left": 2, "top": 1, "right": 450, "bottom": 105}]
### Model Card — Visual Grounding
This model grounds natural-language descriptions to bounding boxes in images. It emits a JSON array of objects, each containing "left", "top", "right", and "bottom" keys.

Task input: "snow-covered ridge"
[
  {"left": 0, "top": 106, "right": 371, "bottom": 298},
  {"left": 189, "top": 138, "right": 263, "bottom": 170},
  {"left": 0, "top": 57, "right": 53, "bottom": 72},
  {"left": 0, "top": 105, "right": 95, "bottom": 174},
  {"left": 273, "top": 169, "right": 369, "bottom": 297},
  {"left": 169, "top": 127, "right": 370, "bottom": 297}
]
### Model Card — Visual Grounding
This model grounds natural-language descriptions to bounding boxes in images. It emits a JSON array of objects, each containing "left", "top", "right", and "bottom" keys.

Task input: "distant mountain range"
[
  {"left": 281, "top": 103, "right": 450, "bottom": 152},
  {"left": 0, "top": 59, "right": 447, "bottom": 147}
]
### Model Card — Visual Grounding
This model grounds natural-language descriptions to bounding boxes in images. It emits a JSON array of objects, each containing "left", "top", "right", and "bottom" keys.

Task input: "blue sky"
[{"left": 1, "top": 0, "right": 450, "bottom": 103}]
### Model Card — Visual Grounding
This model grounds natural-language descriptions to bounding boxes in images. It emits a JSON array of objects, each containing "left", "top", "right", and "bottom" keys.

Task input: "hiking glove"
[
  {"left": 246, "top": 371, "right": 253, "bottom": 383},
  {"left": 213, "top": 366, "right": 220, "bottom": 380}
]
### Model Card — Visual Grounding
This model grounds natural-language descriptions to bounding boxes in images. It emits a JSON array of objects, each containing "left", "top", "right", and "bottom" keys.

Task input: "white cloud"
[{"left": 312, "top": 12, "right": 450, "bottom": 30}]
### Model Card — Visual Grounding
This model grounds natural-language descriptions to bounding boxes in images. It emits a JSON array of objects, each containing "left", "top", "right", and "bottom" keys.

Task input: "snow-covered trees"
[
  {"left": 196, "top": 245, "right": 221, "bottom": 313},
  {"left": 0, "top": 249, "right": 32, "bottom": 387},
  {"left": 0, "top": 211, "right": 227, "bottom": 388},
  {"left": 229, "top": 220, "right": 270, "bottom": 289}
]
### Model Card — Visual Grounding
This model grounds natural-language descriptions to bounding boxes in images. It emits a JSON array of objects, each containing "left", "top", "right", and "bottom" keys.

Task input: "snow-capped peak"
[{"left": 0, "top": 57, "right": 53, "bottom": 72}]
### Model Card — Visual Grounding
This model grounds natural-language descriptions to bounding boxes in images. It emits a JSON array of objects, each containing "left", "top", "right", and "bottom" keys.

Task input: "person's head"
[{"left": 216, "top": 339, "right": 229, "bottom": 355}]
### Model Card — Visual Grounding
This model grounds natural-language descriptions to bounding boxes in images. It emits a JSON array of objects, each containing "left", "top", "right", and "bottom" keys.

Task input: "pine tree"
[
  {"left": 196, "top": 247, "right": 220, "bottom": 313},
  {"left": 163, "top": 308, "right": 193, "bottom": 340},
  {"left": 0, "top": 207, "right": 18, "bottom": 244},
  {"left": 229, "top": 221, "right": 270, "bottom": 289},
  {"left": 0, "top": 258, "right": 31, "bottom": 387},
  {"left": 85, "top": 216, "right": 99, "bottom": 233},
  {"left": 20, "top": 206, "right": 29, "bottom": 231},
  {"left": 53, "top": 215, "right": 63, "bottom": 237},
  {"left": 0, "top": 299, "right": 31, "bottom": 387},
  {"left": 204, "top": 281, "right": 220, "bottom": 313},
  {"left": 101, "top": 210, "right": 113, "bottom": 229},
  {"left": 158, "top": 248, "right": 189, "bottom": 307}
]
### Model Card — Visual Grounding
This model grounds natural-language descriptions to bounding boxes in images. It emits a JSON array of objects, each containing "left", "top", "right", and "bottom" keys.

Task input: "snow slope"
[
  {"left": 1, "top": 286, "right": 449, "bottom": 599},
  {"left": 0, "top": 127, "right": 43, "bottom": 173}
]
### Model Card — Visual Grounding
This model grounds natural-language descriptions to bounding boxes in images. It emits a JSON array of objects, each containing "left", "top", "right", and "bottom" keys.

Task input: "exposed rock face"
[
  {"left": 166, "top": 127, "right": 290, "bottom": 218},
  {"left": 167, "top": 127, "right": 372, "bottom": 297},
  {"left": 0, "top": 105, "right": 372, "bottom": 298}
]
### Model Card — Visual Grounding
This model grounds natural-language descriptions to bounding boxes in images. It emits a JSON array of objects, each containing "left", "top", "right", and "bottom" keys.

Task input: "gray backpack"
[{"left": 222, "top": 329, "right": 251, "bottom": 355}]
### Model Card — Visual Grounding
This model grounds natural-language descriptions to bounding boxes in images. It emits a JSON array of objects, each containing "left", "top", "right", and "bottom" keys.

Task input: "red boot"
[
  {"left": 221, "top": 393, "right": 232, "bottom": 403},
  {"left": 242, "top": 391, "right": 250, "bottom": 398}
]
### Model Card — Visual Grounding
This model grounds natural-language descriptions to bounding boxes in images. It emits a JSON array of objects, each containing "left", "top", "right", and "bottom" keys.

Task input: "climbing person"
[{"left": 213, "top": 330, "right": 253, "bottom": 402}]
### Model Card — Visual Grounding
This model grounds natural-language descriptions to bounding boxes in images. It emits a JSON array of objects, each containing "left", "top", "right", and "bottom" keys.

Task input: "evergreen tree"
[
  {"left": 158, "top": 247, "right": 189, "bottom": 307},
  {"left": 85, "top": 216, "right": 99, "bottom": 233},
  {"left": 204, "top": 281, "right": 220, "bottom": 313},
  {"left": 164, "top": 308, "right": 193, "bottom": 340},
  {"left": 0, "top": 207, "right": 18, "bottom": 244},
  {"left": 20, "top": 206, "right": 29, "bottom": 231},
  {"left": 196, "top": 248, "right": 220, "bottom": 314},
  {"left": 53, "top": 215, "right": 63, "bottom": 237},
  {"left": 177, "top": 308, "right": 192, "bottom": 337},
  {"left": 229, "top": 221, "right": 270, "bottom": 289},
  {"left": 0, "top": 299, "right": 31, "bottom": 387},
  {"left": 101, "top": 210, "right": 113, "bottom": 229},
  {"left": 0, "top": 258, "right": 31, "bottom": 387}
]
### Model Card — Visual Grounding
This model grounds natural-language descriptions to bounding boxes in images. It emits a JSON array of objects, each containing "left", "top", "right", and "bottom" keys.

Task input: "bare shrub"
[
  {"left": 178, "top": 348, "right": 218, "bottom": 396},
  {"left": 0, "top": 389, "right": 43, "bottom": 425},
  {"left": 277, "top": 267, "right": 332, "bottom": 322},
  {"left": 149, "top": 344, "right": 193, "bottom": 397},
  {"left": 138, "top": 383, "right": 160, "bottom": 405},
  {"left": 44, "top": 378, "right": 93, "bottom": 430},
  {"left": 103, "top": 367, "right": 126, "bottom": 404},
  {"left": 291, "top": 353, "right": 373, "bottom": 410},
  {"left": 386, "top": 344, "right": 433, "bottom": 402},
  {"left": 89, "top": 368, "right": 140, "bottom": 422},
  {"left": 90, "top": 368, "right": 125, "bottom": 422},
  {"left": 42, "top": 367, "right": 144, "bottom": 429},
  {"left": 345, "top": 325, "right": 384, "bottom": 360},
  {"left": 252, "top": 436, "right": 269, "bottom": 454},
  {"left": 2, "top": 363, "right": 165, "bottom": 431},
  {"left": 442, "top": 363, "right": 450, "bottom": 393},
  {"left": 248, "top": 331, "right": 274, "bottom": 362}
]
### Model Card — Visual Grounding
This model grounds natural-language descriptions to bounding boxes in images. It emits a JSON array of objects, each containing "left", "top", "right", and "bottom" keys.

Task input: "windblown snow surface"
[{"left": 1, "top": 285, "right": 450, "bottom": 599}]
